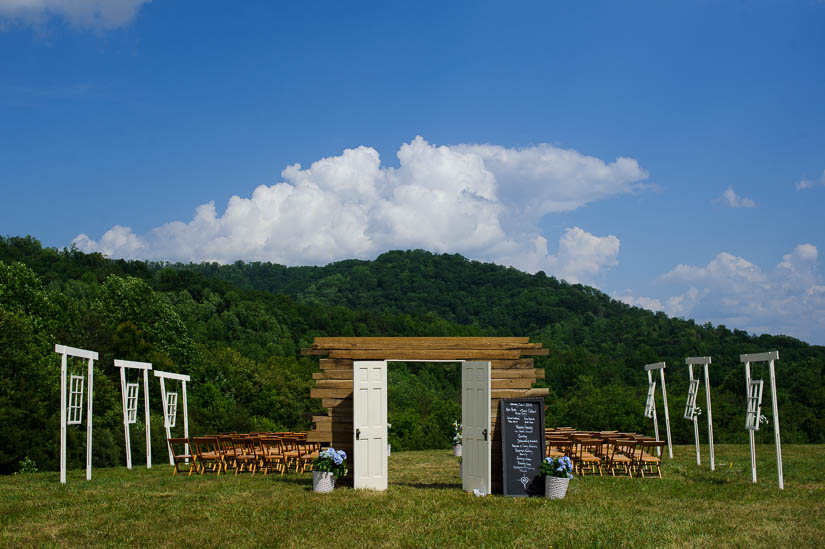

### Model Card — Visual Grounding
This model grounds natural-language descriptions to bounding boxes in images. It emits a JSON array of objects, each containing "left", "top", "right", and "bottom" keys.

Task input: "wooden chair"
[
  {"left": 167, "top": 437, "right": 195, "bottom": 476},
  {"left": 259, "top": 437, "right": 286, "bottom": 476},
  {"left": 232, "top": 436, "right": 260, "bottom": 474},
  {"left": 546, "top": 435, "right": 573, "bottom": 459},
  {"left": 604, "top": 438, "right": 635, "bottom": 477},
  {"left": 280, "top": 436, "right": 301, "bottom": 472},
  {"left": 218, "top": 435, "right": 237, "bottom": 472},
  {"left": 297, "top": 440, "right": 321, "bottom": 473},
  {"left": 192, "top": 436, "right": 223, "bottom": 475},
  {"left": 574, "top": 436, "right": 603, "bottom": 476},
  {"left": 636, "top": 440, "right": 664, "bottom": 479}
]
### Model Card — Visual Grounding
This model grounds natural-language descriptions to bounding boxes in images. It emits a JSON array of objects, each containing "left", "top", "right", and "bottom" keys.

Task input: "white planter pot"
[
  {"left": 545, "top": 476, "right": 570, "bottom": 500},
  {"left": 312, "top": 471, "right": 335, "bottom": 494},
  {"left": 453, "top": 444, "right": 462, "bottom": 457}
]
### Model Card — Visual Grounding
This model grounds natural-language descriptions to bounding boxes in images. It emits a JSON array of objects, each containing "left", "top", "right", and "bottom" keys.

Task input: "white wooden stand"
[
  {"left": 643, "top": 362, "right": 672, "bottom": 458},
  {"left": 55, "top": 344, "right": 98, "bottom": 484},
  {"left": 741, "top": 351, "right": 783, "bottom": 490},
  {"left": 154, "top": 370, "right": 190, "bottom": 465},
  {"left": 685, "top": 356, "right": 715, "bottom": 470},
  {"left": 114, "top": 359, "right": 153, "bottom": 470}
]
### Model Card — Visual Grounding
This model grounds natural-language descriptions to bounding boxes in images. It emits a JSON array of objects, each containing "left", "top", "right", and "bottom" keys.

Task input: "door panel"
[
  {"left": 353, "top": 360, "right": 387, "bottom": 490},
  {"left": 462, "top": 361, "right": 491, "bottom": 493}
]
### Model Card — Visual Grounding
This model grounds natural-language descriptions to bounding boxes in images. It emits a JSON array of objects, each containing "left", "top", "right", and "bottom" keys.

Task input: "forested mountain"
[{"left": 1, "top": 235, "right": 823, "bottom": 475}]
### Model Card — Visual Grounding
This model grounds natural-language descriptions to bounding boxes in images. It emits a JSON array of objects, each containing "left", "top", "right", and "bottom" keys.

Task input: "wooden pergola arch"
[{"left": 302, "top": 337, "right": 549, "bottom": 492}]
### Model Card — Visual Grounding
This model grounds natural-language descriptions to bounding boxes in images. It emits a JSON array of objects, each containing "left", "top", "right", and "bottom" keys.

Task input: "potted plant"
[
  {"left": 452, "top": 420, "right": 462, "bottom": 457},
  {"left": 542, "top": 456, "right": 573, "bottom": 499},
  {"left": 312, "top": 447, "right": 347, "bottom": 493}
]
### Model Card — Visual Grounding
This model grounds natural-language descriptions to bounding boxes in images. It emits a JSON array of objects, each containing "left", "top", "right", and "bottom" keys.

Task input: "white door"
[
  {"left": 462, "top": 360, "right": 491, "bottom": 493},
  {"left": 353, "top": 360, "right": 388, "bottom": 490}
]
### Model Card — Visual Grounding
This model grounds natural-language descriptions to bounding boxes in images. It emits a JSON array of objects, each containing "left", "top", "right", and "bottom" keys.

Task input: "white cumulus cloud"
[
  {"left": 73, "top": 136, "right": 648, "bottom": 285},
  {"left": 0, "top": 0, "right": 149, "bottom": 30},
  {"left": 620, "top": 244, "right": 825, "bottom": 344},
  {"left": 715, "top": 186, "right": 757, "bottom": 208}
]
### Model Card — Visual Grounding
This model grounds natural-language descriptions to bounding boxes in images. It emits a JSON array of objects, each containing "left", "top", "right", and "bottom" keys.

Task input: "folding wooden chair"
[
  {"left": 167, "top": 437, "right": 195, "bottom": 476},
  {"left": 192, "top": 436, "right": 223, "bottom": 475},
  {"left": 232, "top": 436, "right": 260, "bottom": 474},
  {"left": 259, "top": 437, "right": 285, "bottom": 476},
  {"left": 280, "top": 436, "right": 301, "bottom": 473},
  {"left": 605, "top": 438, "right": 635, "bottom": 478},
  {"left": 297, "top": 440, "right": 320, "bottom": 474},
  {"left": 218, "top": 435, "right": 238, "bottom": 473},
  {"left": 574, "top": 436, "right": 603, "bottom": 476},
  {"left": 637, "top": 440, "right": 664, "bottom": 479}
]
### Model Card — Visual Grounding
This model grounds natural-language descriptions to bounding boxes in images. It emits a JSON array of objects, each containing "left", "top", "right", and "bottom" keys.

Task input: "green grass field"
[{"left": 2, "top": 444, "right": 823, "bottom": 548}]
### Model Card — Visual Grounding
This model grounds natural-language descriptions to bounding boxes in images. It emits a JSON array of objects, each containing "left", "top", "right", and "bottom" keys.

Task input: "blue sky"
[{"left": 1, "top": 1, "right": 824, "bottom": 344}]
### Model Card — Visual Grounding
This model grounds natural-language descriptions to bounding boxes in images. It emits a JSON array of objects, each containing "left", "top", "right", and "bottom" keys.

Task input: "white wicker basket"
[
  {"left": 453, "top": 444, "right": 462, "bottom": 457},
  {"left": 544, "top": 476, "right": 570, "bottom": 499},
  {"left": 312, "top": 471, "right": 335, "bottom": 494}
]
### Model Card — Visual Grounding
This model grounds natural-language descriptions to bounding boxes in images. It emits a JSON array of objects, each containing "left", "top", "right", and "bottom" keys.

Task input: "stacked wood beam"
[{"left": 302, "top": 337, "right": 549, "bottom": 492}]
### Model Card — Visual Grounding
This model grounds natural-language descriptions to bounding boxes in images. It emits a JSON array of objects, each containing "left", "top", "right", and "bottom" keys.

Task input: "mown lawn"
[{"left": 2, "top": 444, "right": 823, "bottom": 548}]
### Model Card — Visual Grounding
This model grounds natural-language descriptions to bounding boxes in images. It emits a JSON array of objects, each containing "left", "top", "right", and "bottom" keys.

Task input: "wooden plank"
[
  {"left": 313, "top": 379, "right": 353, "bottom": 389},
  {"left": 311, "top": 387, "right": 353, "bottom": 399},
  {"left": 313, "top": 416, "right": 331, "bottom": 425},
  {"left": 490, "top": 368, "right": 544, "bottom": 379},
  {"left": 312, "top": 370, "right": 355, "bottom": 380},
  {"left": 313, "top": 337, "right": 530, "bottom": 349},
  {"left": 322, "top": 398, "right": 352, "bottom": 409},
  {"left": 329, "top": 349, "right": 522, "bottom": 360},
  {"left": 319, "top": 358, "right": 353, "bottom": 369},
  {"left": 491, "top": 388, "right": 550, "bottom": 399},
  {"left": 491, "top": 378, "right": 536, "bottom": 389},
  {"left": 306, "top": 432, "right": 330, "bottom": 443},
  {"left": 490, "top": 359, "right": 534, "bottom": 369}
]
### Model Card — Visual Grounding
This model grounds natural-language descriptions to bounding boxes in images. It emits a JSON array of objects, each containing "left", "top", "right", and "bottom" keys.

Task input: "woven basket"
[
  {"left": 453, "top": 444, "right": 462, "bottom": 457},
  {"left": 312, "top": 471, "right": 335, "bottom": 494},
  {"left": 545, "top": 476, "right": 570, "bottom": 499}
]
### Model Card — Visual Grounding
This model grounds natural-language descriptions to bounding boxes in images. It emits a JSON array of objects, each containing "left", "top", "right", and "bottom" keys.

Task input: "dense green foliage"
[{"left": 1, "top": 235, "right": 823, "bottom": 475}]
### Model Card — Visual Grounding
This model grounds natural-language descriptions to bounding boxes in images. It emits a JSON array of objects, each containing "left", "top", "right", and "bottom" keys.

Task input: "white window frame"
[
  {"left": 683, "top": 378, "right": 700, "bottom": 420},
  {"left": 68, "top": 374, "right": 85, "bottom": 425}
]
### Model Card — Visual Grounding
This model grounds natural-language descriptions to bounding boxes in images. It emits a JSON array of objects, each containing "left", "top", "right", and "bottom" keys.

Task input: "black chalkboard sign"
[{"left": 500, "top": 398, "right": 546, "bottom": 497}]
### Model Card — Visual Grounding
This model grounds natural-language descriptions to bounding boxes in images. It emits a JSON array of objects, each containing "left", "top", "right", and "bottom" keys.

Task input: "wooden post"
[
  {"left": 769, "top": 358, "right": 783, "bottom": 490},
  {"left": 704, "top": 361, "right": 715, "bottom": 471},
  {"left": 659, "top": 366, "right": 673, "bottom": 459},
  {"left": 119, "top": 366, "right": 132, "bottom": 470},
  {"left": 689, "top": 364, "right": 700, "bottom": 465},
  {"left": 59, "top": 350, "right": 67, "bottom": 485},
  {"left": 182, "top": 380, "right": 190, "bottom": 463},
  {"left": 144, "top": 369, "right": 152, "bottom": 469},
  {"left": 744, "top": 359, "right": 757, "bottom": 483},
  {"left": 86, "top": 355, "right": 93, "bottom": 481}
]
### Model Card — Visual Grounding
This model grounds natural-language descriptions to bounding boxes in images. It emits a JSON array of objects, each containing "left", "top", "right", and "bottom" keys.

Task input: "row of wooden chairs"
[
  {"left": 166, "top": 433, "right": 320, "bottom": 477},
  {"left": 545, "top": 429, "right": 664, "bottom": 479}
]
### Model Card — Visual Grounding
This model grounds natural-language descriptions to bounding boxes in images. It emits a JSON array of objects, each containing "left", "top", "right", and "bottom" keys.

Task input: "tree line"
[{"left": 0, "top": 235, "right": 823, "bottom": 474}]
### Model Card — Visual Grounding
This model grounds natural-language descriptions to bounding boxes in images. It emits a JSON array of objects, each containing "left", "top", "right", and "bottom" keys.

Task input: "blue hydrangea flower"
[
  {"left": 332, "top": 453, "right": 343, "bottom": 465},
  {"left": 337, "top": 450, "right": 347, "bottom": 460}
]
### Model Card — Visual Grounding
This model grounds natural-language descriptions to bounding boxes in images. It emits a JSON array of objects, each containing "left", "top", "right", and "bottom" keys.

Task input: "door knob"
[
  {"left": 356, "top": 428, "right": 361, "bottom": 440},
  {"left": 482, "top": 428, "right": 488, "bottom": 441}
]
